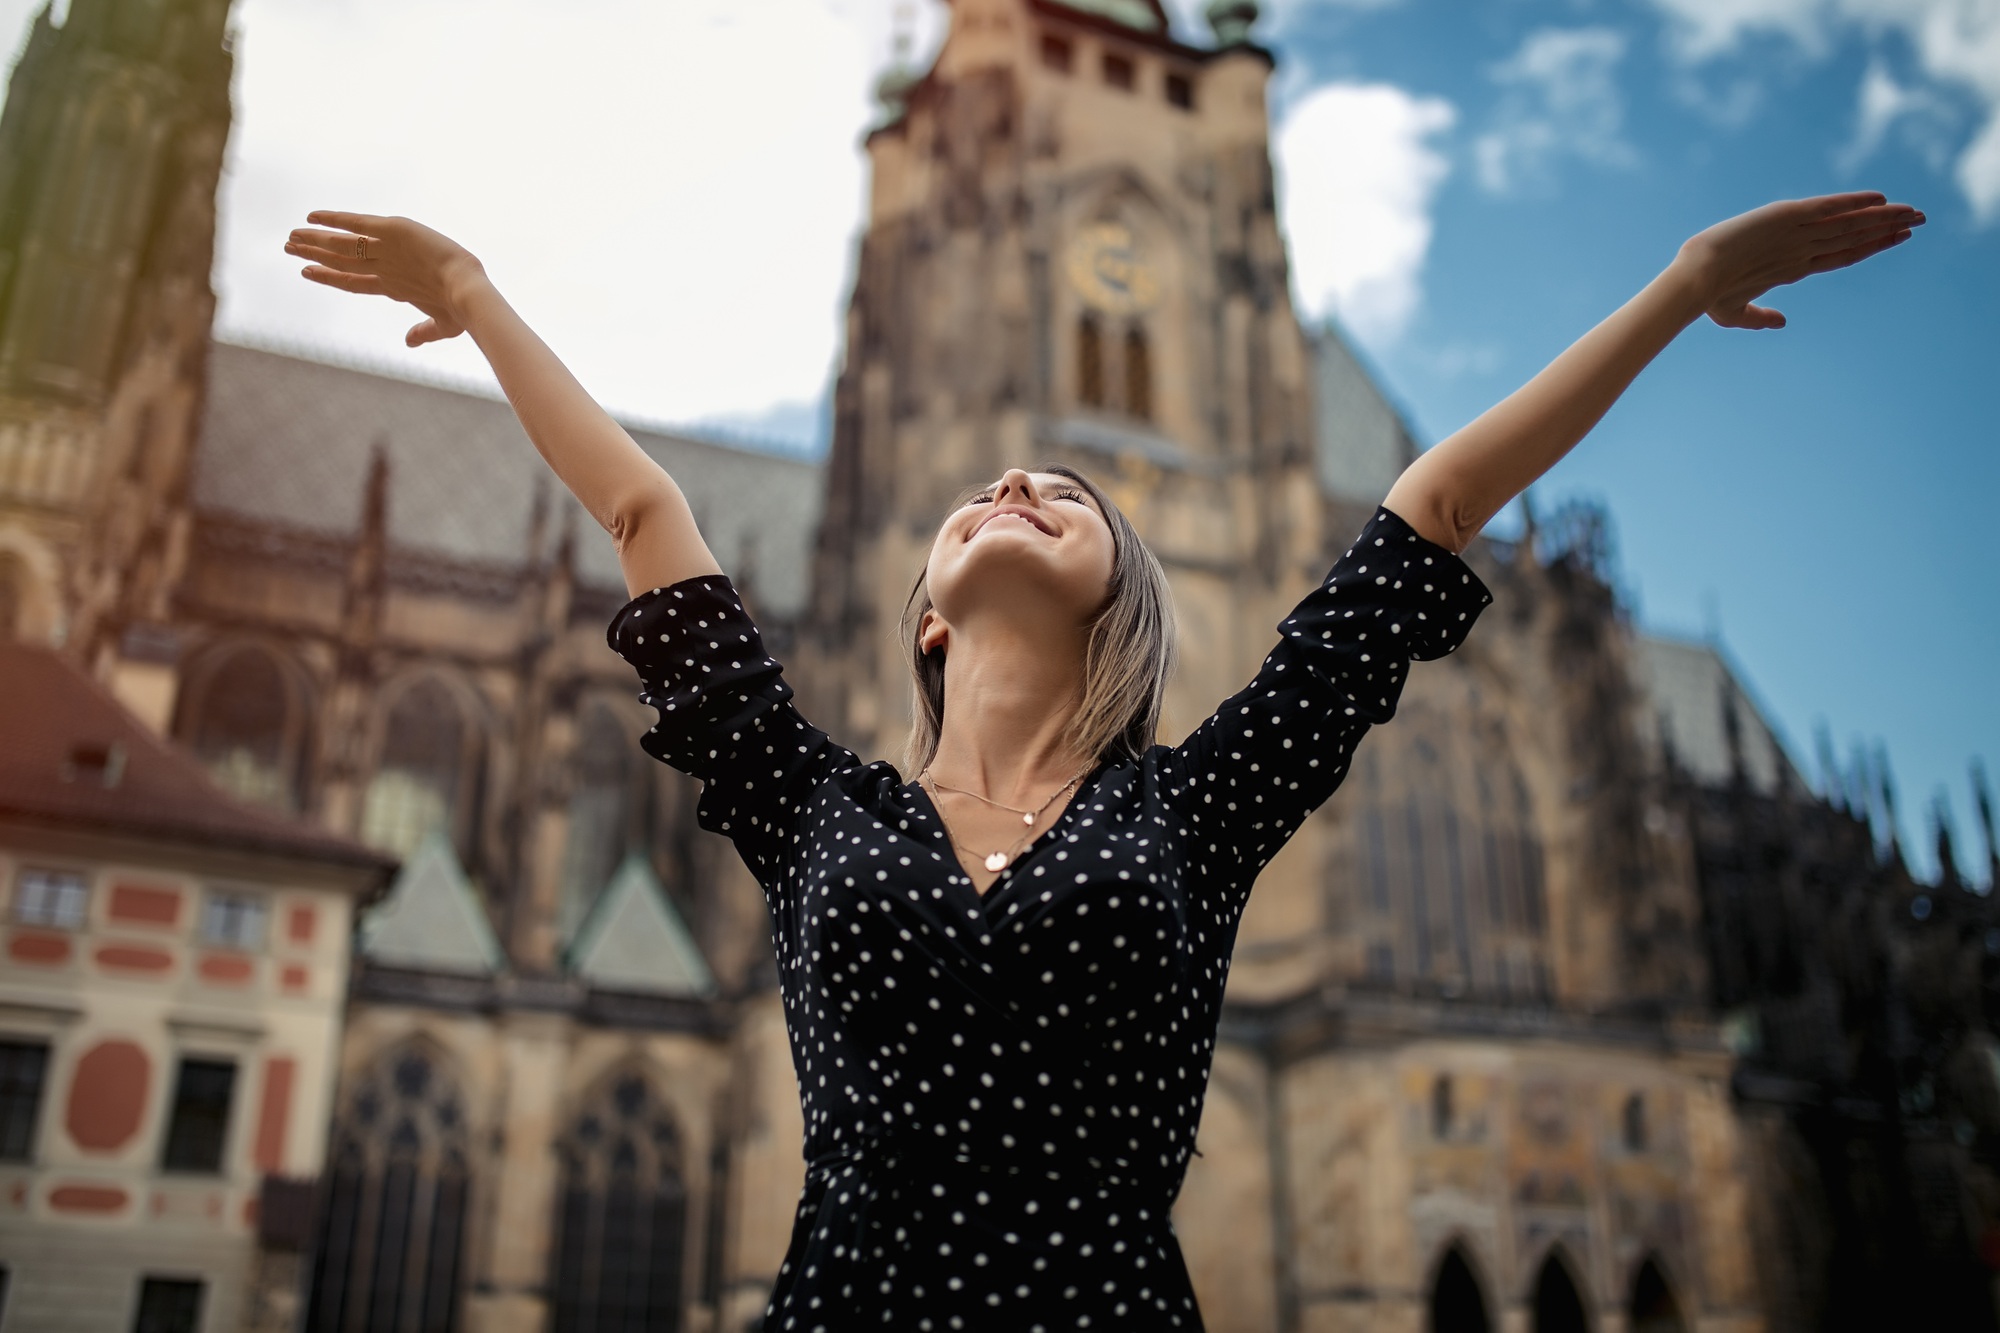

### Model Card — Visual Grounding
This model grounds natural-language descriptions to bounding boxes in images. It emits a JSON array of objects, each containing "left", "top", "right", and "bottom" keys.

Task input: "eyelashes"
[{"left": 966, "top": 486, "right": 1089, "bottom": 507}]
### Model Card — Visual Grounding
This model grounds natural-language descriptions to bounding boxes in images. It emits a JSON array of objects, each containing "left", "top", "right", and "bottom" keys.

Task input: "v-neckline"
[{"left": 907, "top": 762, "right": 1105, "bottom": 908}]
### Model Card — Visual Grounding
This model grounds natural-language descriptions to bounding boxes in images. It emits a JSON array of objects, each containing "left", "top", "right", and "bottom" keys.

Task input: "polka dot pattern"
[{"left": 606, "top": 507, "right": 1491, "bottom": 1329}]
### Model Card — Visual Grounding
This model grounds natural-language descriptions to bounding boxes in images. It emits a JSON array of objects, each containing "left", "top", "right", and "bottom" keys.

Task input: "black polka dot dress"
[{"left": 607, "top": 507, "right": 1490, "bottom": 1331}]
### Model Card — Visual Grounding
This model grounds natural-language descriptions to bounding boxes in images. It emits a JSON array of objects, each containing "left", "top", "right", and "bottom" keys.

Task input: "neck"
[{"left": 926, "top": 613, "right": 1092, "bottom": 804}]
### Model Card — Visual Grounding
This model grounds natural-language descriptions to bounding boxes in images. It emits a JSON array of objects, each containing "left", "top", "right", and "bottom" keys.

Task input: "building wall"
[{"left": 0, "top": 829, "right": 358, "bottom": 1332}]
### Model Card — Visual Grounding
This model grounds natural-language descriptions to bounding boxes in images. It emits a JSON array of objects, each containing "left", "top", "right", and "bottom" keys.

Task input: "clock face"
[{"left": 1065, "top": 222, "right": 1160, "bottom": 316}]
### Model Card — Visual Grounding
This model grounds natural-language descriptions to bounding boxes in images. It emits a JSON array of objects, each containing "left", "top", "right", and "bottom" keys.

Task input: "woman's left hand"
[{"left": 1675, "top": 191, "right": 1924, "bottom": 330}]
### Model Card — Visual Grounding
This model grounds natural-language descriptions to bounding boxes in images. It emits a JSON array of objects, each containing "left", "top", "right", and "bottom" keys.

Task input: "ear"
[{"left": 918, "top": 608, "right": 949, "bottom": 657}]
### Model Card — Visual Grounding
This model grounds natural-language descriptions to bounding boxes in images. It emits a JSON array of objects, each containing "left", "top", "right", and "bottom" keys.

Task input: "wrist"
[
  {"left": 441, "top": 254, "right": 496, "bottom": 323},
  {"left": 1655, "top": 248, "right": 1716, "bottom": 324}
]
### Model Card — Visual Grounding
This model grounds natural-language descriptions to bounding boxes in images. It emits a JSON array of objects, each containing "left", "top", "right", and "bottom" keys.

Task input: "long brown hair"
[{"left": 900, "top": 463, "right": 1177, "bottom": 775}]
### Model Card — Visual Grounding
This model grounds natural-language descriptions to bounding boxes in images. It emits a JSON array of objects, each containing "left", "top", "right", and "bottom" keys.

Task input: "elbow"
[{"left": 606, "top": 487, "right": 665, "bottom": 557}]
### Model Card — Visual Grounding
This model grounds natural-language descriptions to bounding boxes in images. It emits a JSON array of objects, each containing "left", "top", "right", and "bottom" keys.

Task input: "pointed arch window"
[
  {"left": 181, "top": 646, "right": 308, "bottom": 811},
  {"left": 1429, "top": 1244, "right": 1492, "bottom": 1333},
  {"left": 1123, "top": 325, "right": 1152, "bottom": 420},
  {"left": 559, "top": 705, "right": 643, "bottom": 940},
  {"left": 1532, "top": 1249, "right": 1590, "bottom": 1333},
  {"left": 551, "top": 1071, "right": 689, "bottom": 1333},
  {"left": 1077, "top": 315, "right": 1105, "bottom": 408},
  {"left": 307, "top": 1045, "right": 470, "bottom": 1333},
  {"left": 361, "top": 680, "right": 480, "bottom": 858},
  {"left": 1629, "top": 1256, "right": 1685, "bottom": 1333}
]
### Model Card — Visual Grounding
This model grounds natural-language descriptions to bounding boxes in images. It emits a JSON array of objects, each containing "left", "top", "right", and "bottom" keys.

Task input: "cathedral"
[{"left": 2, "top": 0, "right": 1998, "bottom": 1330}]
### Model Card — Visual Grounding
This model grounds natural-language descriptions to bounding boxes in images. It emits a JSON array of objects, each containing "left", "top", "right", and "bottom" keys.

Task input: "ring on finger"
[{"left": 356, "top": 236, "right": 370, "bottom": 261}]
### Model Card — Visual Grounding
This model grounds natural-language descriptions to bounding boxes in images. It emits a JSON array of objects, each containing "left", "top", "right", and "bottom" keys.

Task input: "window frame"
[
  {"left": 1101, "top": 50, "right": 1136, "bottom": 92},
  {"left": 199, "top": 890, "right": 268, "bottom": 953},
  {"left": 1164, "top": 70, "right": 1195, "bottom": 110},
  {"left": 159, "top": 1057, "right": 238, "bottom": 1176},
  {"left": 13, "top": 866, "right": 89, "bottom": 930},
  {"left": 0, "top": 1041, "right": 48, "bottom": 1163},
  {"left": 1039, "top": 31, "right": 1073, "bottom": 74}
]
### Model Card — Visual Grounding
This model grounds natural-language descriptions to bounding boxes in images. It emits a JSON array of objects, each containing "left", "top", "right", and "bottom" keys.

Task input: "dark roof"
[
  {"left": 0, "top": 643, "right": 395, "bottom": 875},
  {"left": 192, "top": 340, "right": 825, "bottom": 617}
]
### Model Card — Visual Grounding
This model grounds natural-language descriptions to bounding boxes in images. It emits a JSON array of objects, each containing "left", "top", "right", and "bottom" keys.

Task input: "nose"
[{"left": 992, "top": 469, "right": 1041, "bottom": 506}]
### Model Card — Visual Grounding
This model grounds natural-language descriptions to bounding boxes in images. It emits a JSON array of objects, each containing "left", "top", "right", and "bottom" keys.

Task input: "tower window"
[
  {"left": 1102, "top": 52, "right": 1135, "bottom": 91},
  {"left": 1040, "top": 32, "right": 1073, "bottom": 73},
  {"left": 161, "top": 1058, "right": 237, "bottom": 1174},
  {"left": 1124, "top": 325, "right": 1152, "bottom": 420},
  {"left": 1431, "top": 1074, "right": 1454, "bottom": 1139},
  {"left": 0, "top": 1041, "right": 49, "bottom": 1161},
  {"left": 1077, "top": 316, "right": 1104, "bottom": 408},
  {"left": 1622, "top": 1092, "right": 1648, "bottom": 1152},
  {"left": 1165, "top": 72, "right": 1195, "bottom": 110}
]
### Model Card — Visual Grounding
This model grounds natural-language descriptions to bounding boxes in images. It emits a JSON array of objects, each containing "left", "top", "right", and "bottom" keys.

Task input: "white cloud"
[
  {"left": 1274, "top": 82, "right": 1456, "bottom": 345},
  {"left": 1473, "top": 27, "right": 1638, "bottom": 193},
  {"left": 1838, "top": 61, "right": 1947, "bottom": 171},
  {"left": 1645, "top": 0, "right": 2000, "bottom": 221}
]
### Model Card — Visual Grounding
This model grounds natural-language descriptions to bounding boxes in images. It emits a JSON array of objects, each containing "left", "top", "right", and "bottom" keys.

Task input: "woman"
[{"left": 288, "top": 191, "right": 1919, "bottom": 1330}]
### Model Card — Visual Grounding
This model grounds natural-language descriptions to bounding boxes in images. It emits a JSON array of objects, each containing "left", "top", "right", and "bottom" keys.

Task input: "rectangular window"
[
  {"left": 1165, "top": 71, "right": 1195, "bottom": 109},
  {"left": 200, "top": 892, "right": 266, "bottom": 951},
  {"left": 0, "top": 1043, "right": 48, "bottom": 1161},
  {"left": 1040, "top": 32, "right": 1073, "bottom": 73},
  {"left": 131, "top": 1277, "right": 204, "bottom": 1333},
  {"left": 160, "top": 1059, "right": 236, "bottom": 1174},
  {"left": 1101, "top": 51, "right": 1135, "bottom": 91},
  {"left": 14, "top": 867, "right": 88, "bottom": 929}
]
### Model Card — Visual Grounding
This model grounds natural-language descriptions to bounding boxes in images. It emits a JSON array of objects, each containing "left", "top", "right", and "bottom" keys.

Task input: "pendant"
[
  {"left": 984, "top": 852, "right": 1010, "bottom": 872},
  {"left": 1022, "top": 812, "right": 1035, "bottom": 826}
]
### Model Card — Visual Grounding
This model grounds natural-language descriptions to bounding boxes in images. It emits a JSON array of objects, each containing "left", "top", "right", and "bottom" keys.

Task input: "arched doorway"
[
  {"left": 1533, "top": 1248, "right": 1590, "bottom": 1333},
  {"left": 1630, "top": 1255, "right": 1686, "bottom": 1333},
  {"left": 1429, "top": 1244, "right": 1491, "bottom": 1333}
]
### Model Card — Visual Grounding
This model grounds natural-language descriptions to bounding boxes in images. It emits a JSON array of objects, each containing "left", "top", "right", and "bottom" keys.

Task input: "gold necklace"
[{"left": 920, "top": 766, "right": 1090, "bottom": 873}]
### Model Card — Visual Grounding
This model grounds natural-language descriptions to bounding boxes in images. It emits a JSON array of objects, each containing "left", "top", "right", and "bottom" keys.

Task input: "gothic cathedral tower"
[
  {"left": 0, "top": 0, "right": 233, "bottom": 711},
  {"left": 806, "top": 0, "right": 1325, "bottom": 764}
]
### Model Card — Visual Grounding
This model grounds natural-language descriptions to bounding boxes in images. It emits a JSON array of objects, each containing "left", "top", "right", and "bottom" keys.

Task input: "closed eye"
[{"left": 963, "top": 486, "right": 1091, "bottom": 507}]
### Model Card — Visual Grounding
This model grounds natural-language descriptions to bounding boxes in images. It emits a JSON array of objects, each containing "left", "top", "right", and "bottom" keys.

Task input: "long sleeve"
[
  {"left": 1164, "top": 506, "right": 1492, "bottom": 893},
  {"left": 606, "top": 575, "right": 858, "bottom": 896}
]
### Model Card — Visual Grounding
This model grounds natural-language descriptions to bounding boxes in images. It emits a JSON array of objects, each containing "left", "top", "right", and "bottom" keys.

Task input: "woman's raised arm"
[
  {"left": 1382, "top": 191, "right": 1924, "bottom": 553},
  {"left": 286, "top": 212, "right": 721, "bottom": 597}
]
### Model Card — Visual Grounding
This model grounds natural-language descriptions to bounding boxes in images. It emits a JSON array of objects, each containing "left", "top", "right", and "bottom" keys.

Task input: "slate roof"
[
  {"left": 193, "top": 340, "right": 825, "bottom": 617},
  {"left": 1633, "top": 633, "right": 1804, "bottom": 795},
  {"left": 0, "top": 642, "right": 393, "bottom": 874}
]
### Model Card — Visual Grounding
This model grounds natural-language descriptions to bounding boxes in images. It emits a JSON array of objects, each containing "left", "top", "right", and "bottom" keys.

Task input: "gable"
[
  {"left": 358, "top": 831, "right": 504, "bottom": 974},
  {"left": 566, "top": 855, "right": 716, "bottom": 997}
]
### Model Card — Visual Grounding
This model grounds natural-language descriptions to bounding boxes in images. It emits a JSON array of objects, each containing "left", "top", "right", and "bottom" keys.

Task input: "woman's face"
[{"left": 920, "top": 469, "right": 1116, "bottom": 653}]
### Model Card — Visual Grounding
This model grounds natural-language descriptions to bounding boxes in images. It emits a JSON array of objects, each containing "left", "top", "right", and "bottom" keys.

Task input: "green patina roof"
[{"left": 1051, "top": 0, "right": 1167, "bottom": 34}]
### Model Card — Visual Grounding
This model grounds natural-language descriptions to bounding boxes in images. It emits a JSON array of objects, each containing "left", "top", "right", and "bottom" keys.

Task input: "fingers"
[
  {"left": 1805, "top": 203, "right": 1925, "bottom": 241},
  {"left": 1800, "top": 190, "right": 1888, "bottom": 220},
  {"left": 406, "top": 317, "right": 444, "bottom": 347},
  {"left": 306, "top": 209, "right": 392, "bottom": 235},
  {"left": 286, "top": 239, "right": 370, "bottom": 272},
  {"left": 300, "top": 264, "right": 385, "bottom": 296},
  {"left": 1806, "top": 227, "right": 1912, "bottom": 275}
]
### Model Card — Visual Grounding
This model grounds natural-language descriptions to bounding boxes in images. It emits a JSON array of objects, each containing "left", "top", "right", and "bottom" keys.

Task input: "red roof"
[{"left": 0, "top": 642, "right": 394, "bottom": 876}]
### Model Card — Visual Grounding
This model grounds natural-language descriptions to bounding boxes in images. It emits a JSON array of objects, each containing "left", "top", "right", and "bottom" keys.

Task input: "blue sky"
[
  {"left": 4, "top": 0, "right": 1992, "bottom": 877},
  {"left": 1239, "top": 0, "right": 2000, "bottom": 881}
]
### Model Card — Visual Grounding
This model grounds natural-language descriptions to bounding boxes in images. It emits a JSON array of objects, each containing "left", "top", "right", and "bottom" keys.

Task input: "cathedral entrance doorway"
[
  {"left": 1532, "top": 1248, "right": 1591, "bottom": 1333},
  {"left": 1428, "top": 1244, "right": 1492, "bottom": 1333}
]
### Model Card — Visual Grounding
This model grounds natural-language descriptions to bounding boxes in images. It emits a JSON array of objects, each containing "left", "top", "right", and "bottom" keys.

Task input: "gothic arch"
[
  {"left": 359, "top": 670, "right": 491, "bottom": 859},
  {"left": 1332, "top": 698, "right": 1551, "bottom": 999},
  {"left": 1628, "top": 1253, "right": 1687, "bottom": 1333},
  {"left": 174, "top": 639, "right": 316, "bottom": 811},
  {"left": 558, "top": 698, "right": 652, "bottom": 938},
  {"left": 1427, "top": 1239, "right": 1493, "bottom": 1333},
  {"left": 307, "top": 1038, "right": 472, "bottom": 1333},
  {"left": 548, "top": 1063, "right": 690, "bottom": 1333},
  {"left": 1530, "top": 1245, "right": 1592, "bottom": 1333}
]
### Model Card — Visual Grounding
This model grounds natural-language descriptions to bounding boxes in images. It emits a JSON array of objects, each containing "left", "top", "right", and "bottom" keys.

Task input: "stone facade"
[{"left": 2, "top": 0, "right": 1995, "bottom": 1330}]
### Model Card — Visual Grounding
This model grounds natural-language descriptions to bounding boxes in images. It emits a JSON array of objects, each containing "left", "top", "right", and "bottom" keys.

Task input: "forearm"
[
  {"left": 453, "top": 275, "right": 721, "bottom": 594},
  {"left": 1384, "top": 258, "right": 1710, "bottom": 552}
]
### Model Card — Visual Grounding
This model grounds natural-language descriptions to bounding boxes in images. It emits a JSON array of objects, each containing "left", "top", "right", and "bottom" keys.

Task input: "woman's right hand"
[{"left": 286, "top": 212, "right": 492, "bottom": 348}]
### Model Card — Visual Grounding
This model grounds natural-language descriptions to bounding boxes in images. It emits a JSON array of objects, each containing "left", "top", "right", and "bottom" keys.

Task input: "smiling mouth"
[{"left": 976, "top": 508, "right": 1056, "bottom": 537}]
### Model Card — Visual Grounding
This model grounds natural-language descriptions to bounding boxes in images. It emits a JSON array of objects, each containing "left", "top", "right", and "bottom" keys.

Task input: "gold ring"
[{"left": 356, "top": 236, "right": 369, "bottom": 261}]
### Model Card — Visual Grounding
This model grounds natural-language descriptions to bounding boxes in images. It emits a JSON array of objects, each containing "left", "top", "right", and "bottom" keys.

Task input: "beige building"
[
  {"left": 0, "top": 643, "right": 390, "bottom": 1332},
  {"left": 0, "top": 0, "right": 1831, "bottom": 1329}
]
